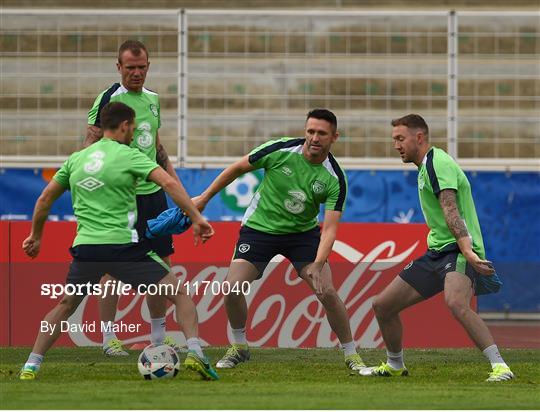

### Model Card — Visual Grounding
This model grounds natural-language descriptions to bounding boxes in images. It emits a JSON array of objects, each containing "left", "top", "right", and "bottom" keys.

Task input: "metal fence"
[{"left": 1, "top": 9, "right": 539, "bottom": 170}]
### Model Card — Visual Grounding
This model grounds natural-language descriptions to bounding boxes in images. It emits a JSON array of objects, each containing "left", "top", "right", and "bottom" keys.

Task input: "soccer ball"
[{"left": 137, "top": 344, "right": 180, "bottom": 380}]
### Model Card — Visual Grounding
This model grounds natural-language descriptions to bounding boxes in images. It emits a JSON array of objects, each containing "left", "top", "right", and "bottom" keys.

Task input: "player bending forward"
[
  {"left": 358, "top": 114, "right": 514, "bottom": 382},
  {"left": 194, "top": 109, "right": 365, "bottom": 372}
]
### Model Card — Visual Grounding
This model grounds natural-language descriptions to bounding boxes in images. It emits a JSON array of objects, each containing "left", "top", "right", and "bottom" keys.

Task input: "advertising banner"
[
  {"left": 1, "top": 168, "right": 538, "bottom": 312},
  {"left": 8, "top": 221, "right": 473, "bottom": 348},
  {"left": 0, "top": 221, "right": 9, "bottom": 346}
]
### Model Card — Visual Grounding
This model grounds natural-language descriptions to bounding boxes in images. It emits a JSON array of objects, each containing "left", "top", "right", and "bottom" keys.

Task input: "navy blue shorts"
[
  {"left": 399, "top": 243, "right": 482, "bottom": 299},
  {"left": 66, "top": 243, "right": 169, "bottom": 290},
  {"left": 135, "top": 189, "right": 174, "bottom": 258},
  {"left": 233, "top": 225, "right": 320, "bottom": 278}
]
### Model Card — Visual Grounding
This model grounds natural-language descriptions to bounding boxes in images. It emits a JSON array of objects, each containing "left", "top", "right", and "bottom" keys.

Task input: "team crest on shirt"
[
  {"left": 312, "top": 180, "right": 326, "bottom": 194},
  {"left": 150, "top": 104, "right": 158, "bottom": 117},
  {"left": 418, "top": 174, "right": 425, "bottom": 191}
]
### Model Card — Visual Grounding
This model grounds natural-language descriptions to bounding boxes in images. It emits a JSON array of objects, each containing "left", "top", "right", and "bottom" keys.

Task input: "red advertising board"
[
  {"left": 0, "top": 221, "right": 10, "bottom": 346},
  {"left": 7, "top": 221, "right": 473, "bottom": 348}
]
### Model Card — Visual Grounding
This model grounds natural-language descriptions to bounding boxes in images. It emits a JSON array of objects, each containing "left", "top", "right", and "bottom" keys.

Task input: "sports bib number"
[
  {"left": 136, "top": 121, "right": 153, "bottom": 149},
  {"left": 83, "top": 150, "right": 105, "bottom": 174},
  {"left": 284, "top": 190, "right": 307, "bottom": 214}
]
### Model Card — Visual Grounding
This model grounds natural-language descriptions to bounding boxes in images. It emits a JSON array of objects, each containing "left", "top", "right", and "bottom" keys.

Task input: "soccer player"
[
  {"left": 193, "top": 109, "right": 365, "bottom": 371},
  {"left": 19, "top": 102, "right": 219, "bottom": 381},
  {"left": 358, "top": 114, "right": 514, "bottom": 382},
  {"left": 85, "top": 40, "right": 178, "bottom": 355}
]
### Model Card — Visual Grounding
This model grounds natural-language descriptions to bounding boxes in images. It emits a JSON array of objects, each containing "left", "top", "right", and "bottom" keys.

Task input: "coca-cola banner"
[{"left": 7, "top": 221, "right": 473, "bottom": 348}]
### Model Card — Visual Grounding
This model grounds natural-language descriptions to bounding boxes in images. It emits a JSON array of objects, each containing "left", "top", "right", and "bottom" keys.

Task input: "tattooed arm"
[
  {"left": 438, "top": 189, "right": 469, "bottom": 240},
  {"left": 83, "top": 125, "right": 103, "bottom": 148},
  {"left": 155, "top": 132, "right": 180, "bottom": 183},
  {"left": 438, "top": 189, "right": 494, "bottom": 275}
]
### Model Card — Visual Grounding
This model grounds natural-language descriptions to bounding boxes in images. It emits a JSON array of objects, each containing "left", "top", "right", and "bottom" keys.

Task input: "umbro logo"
[
  {"left": 238, "top": 243, "right": 250, "bottom": 253},
  {"left": 76, "top": 177, "right": 104, "bottom": 191}
]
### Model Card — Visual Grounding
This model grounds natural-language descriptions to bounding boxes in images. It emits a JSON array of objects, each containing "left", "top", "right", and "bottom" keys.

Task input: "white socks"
[
  {"left": 342, "top": 341, "right": 357, "bottom": 357},
  {"left": 187, "top": 337, "right": 204, "bottom": 358},
  {"left": 150, "top": 317, "right": 167, "bottom": 345},
  {"left": 386, "top": 349, "right": 405, "bottom": 370},
  {"left": 103, "top": 318, "right": 167, "bottom": 346},
  {"left": 24, "top": 352, "right": 44, "bottom": 371},
  {"left": 483, "top": 344, "right": 508, "bottom": 368},
  {"left": 102, "top": 321, "right": 117, "bottom": 346},
  {"left": 231, "top": 327, "right": 247, "bottom": 345}
]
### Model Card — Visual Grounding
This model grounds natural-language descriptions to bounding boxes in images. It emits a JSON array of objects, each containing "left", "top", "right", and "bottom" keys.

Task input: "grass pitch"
[{"left": 1, "top": 347, "right": 539, "bottom": 409}]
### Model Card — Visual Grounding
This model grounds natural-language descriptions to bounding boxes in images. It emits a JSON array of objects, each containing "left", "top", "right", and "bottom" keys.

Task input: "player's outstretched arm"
[
  {"left": 83, "top": 125, "right": 103, "bottom": 148},
  {"left": 155, "top": 132, "right": 181, "bottom": 184},
  {"left": 22, "top": 180, "right": 67, "bottom": 258},
  {"left": 193, "top": 155, "right": 255, "bottom": 212},
  {"left": 438, "top": 189, "right": 495, "bottom": 275},
  {"left": 148, "top": 166, "right": 214, "bottom": 245}
]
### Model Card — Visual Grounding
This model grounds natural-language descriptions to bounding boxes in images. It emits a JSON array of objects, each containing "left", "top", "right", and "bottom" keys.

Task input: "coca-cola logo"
[{"left": 68, "top": 238, "right": 420, "bottom": 348}]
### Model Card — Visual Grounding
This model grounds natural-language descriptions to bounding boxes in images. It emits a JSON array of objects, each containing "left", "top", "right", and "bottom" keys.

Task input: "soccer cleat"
[
  {"left": 163, "top": 336, "right": 187, "bottom": 353},
  {"left": 184, "top": 350, "right": 219, "bottom": 381},
  {"left": 19, "top": 365, "right": 38, "bottom": 380},
  {"left": 103, "top": 338, "right": 129, "bottom": 356},
  {"left": 486, "top": 365, "right": 514, "bottom": 382},
  {"left": 345, "top": 353, "right": 366, "bottom": 371},
  {"left": 358, "top": 362, "right": 409, "bottom": 377},
  {"left": 216, "top": 344, "right": 250, "bottom": 369}
]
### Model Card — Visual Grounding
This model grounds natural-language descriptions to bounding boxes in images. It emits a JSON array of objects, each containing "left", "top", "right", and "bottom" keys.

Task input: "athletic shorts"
[
  {"left": 232, "top": 225, "right": 320, "bottom": 278},
  {"left": 66, "top": 243, "right": 169, "bottom": 291},
  {"left": 399, "top": 243, "right": 482, "bottom": 299},
  {"left": 135, "top": 189, "right": 174, "bottom": 258}
]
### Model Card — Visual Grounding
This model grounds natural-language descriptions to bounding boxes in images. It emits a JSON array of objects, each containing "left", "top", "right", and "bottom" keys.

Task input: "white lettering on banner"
[
  {"left": 238, "top": 256, "right": 288, "bottom": 346},
  {"left": 67, "top": 240, "right": 418, "bottom": 348},
  {"left": 251, "top": 295, "right": 287, "bottom": 347},
  {"left": 278, "top": 295, "right": 323, "bottom": 348},
  {"left": 283, "top": 261, "right": 303, "bottom": 286},
  {"left": 189, "top": 266, "right": 229, "bottom": 322},
  {"left": 279, "top": 240, "right": 420, "bottom": 348}
]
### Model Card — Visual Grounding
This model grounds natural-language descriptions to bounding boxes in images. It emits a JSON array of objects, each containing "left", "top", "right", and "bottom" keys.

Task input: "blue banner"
[{"left": 1, "top": 167, "right": 539, "bottom": 312}]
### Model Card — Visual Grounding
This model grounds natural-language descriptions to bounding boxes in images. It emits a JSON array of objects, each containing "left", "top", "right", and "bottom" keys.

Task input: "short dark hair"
[
  {"left": 100, "top": 102, "right": 135, "bottom": 131},
  {"left": 391, "top": 114, "right": 429, "bottom": 137},
  {"left": 118, "top": 40, "right": 149, "bottom": 63},
  {"left": 306, "top": 108, "right": 337, "bottom": 132}
]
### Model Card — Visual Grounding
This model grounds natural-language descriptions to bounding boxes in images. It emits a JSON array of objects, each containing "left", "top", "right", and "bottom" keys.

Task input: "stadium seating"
[{"left": 1, "top": 9, "right": 538, "bottom": 160}]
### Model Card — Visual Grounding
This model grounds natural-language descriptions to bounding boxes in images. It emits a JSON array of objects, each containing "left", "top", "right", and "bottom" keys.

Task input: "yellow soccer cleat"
[{"left": 358, "top": 362, "right": 409, "bottom": 377}]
